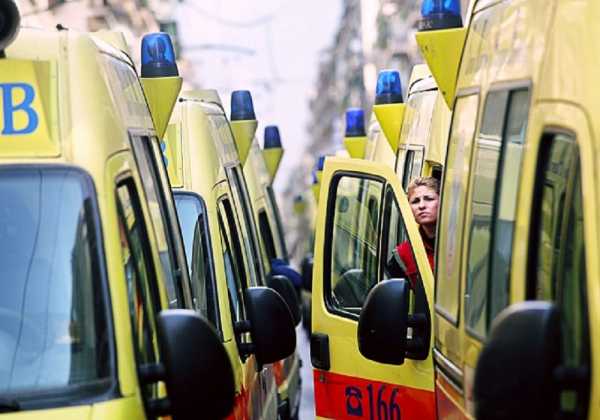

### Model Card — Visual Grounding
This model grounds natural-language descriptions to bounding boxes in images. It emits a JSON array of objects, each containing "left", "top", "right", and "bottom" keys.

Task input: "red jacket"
[{"left": 394, "top": 228, "right": 435, "bottom": 288}]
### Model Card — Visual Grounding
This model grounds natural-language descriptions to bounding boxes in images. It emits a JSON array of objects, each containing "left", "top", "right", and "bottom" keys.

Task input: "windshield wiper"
[{"left": 0, "top": 398, "right": 20, "bottom": 412}]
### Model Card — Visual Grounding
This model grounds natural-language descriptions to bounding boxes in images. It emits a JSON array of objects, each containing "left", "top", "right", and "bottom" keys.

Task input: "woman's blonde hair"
[{"left": 407, "top": 176, "right": 440, "bottom": 197}]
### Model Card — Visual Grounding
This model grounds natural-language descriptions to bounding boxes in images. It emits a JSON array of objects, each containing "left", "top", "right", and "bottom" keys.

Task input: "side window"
[
  {"left": 326, "top": 174, "right": 383, "bottom": 314},
  {"left": 115, "top": 180, "right": 161, "bottom": 400},
  {"left": 130, "top": 135, "right": 182, "bottom": 308},
  {"left": 217, "top": 197, "right": 248, "bottom": 325},
  {"left": 266, "top": 185, "right": 288, "bottom": 259},
  {"left": 436, "top": 94, "right": 479, "bottom": 323},
  {"left": 174, "top": 193, "right": 220, "bottom": 331},
  {"left": 258, "top": 209, "right": 277, "bottom": 263},
  {"left": 227, "top": 166, "right": 264, "bottom": 286},
  {"left": 381, "top": 188, "right": 417, "bottom": 285},
  {"left": 465, "top": 88, "right": 530, "bottom": 338},
  {"left": 529, "top": 133, "right": 590, "bottom": 417},
  {"left": 431, "top": 165, "right": 443, "bottom": 182},
  {"left": 402, "top": 149, "right": 415, "bottom": 189},
  {"left": 488, "top": 89, "right": 529, "bottom": 320}
]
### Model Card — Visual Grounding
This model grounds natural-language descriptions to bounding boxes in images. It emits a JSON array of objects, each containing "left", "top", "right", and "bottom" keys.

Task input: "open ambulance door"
[{"left": 310, "top": 157, "right": 435, "bottom": 420}]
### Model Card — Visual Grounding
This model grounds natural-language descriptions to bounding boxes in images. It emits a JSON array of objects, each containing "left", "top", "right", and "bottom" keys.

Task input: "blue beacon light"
[
  {"left": 375, "top": 70, "right": 403, "bottom": 105},
  {"left": 231, "top": 90, "right": 256, "bottom": 121},
  {"left": 345, "top": 108, "right": 366, "bottom": 137},
  {"left": 264, "top": 125, "right": 282, "bottom": 149},
  {"left": 419, "top": 0, "right": 463, "bottom": 31},
  {"left": 141, "top": 32, "right": 178, "bottom": 78},
  {"left": 317, "top": 155, "right": 326, "bottom": 171}
]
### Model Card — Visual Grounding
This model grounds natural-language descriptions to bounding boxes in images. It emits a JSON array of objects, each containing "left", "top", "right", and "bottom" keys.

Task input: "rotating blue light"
[
  {"left": 264, "top": 125, "right": 282, "bottom": 148},
  {"left": 345, "top": 108, "right": 366, "bottom": 137},
  {"left": 141, "top": 32, "right": 178, "bottom": 77},
  {"left": 230, "top": 90, "right": 256, "bottom": 121},
  {"left": 375, "top": 70, "right": 403, "bottom": 105},
  {"left": 317, "top": 155, "right": 326, "bottom": 171},
  {"left": 419, "top": 0, "right": 463, "bottom": 31}
]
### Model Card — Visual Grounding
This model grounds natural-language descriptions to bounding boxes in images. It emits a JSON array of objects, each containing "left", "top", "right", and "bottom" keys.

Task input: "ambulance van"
[
  {"left": 0, "top": 4, "right": 234, "bottom": 418},
  {"left": 346, "top": 0, "right": 600, "bottom": 419},
  {"left": 163, "top": 89, "right": 296, "bottom": 419},
  {"left": 243, "top": 127, "right": 302, "bottom": 420}
]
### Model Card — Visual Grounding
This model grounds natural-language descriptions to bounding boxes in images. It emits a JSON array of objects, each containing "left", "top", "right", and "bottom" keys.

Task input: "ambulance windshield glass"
[{"left": 0, "top": 167, "right": 111, "bottom": 397}]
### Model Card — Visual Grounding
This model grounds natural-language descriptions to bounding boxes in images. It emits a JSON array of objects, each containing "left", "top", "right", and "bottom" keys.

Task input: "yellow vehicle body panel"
[
  {"left": 140, "top": 76, "right": 182, "bottom": 140},
  {"left": 262, "top": 147, "right": 284, "bottom": 180},
  {"left": 415, "top": 27, "right": 467, "bottom": 109},
  {"left": 230, "top": 119, "right": 258, "bottom": 165},
  {"left": 343, "top": 136, "right": 368, "bottom": 159},
  {"left": 373, "top": 102, "right": 405, "bottom": 153}
]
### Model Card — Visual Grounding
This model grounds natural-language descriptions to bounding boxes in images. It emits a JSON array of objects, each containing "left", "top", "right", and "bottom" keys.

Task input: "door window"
[
  {"left": 217, "top": 197, "right": 248, "bottom": 324},
  {"left": 227, "top": 166, "right": 265, "bottom": 286},
  {"left": 465, "top": 88, "right": 530, "bottom": 338},
  {"left": 436, "top": 94, "right": 479, "bottom": 323},
  {"left": 266, "top": 185, "right": 288, "bottom": 259},
  {"left": 326, "top": 174, "right": 383, "bottom": 315},
  {"left": 131, "top": 135, "right": 182, "bottom": 308},
  {"left": 488, "top": 89, "right": 529, "bottom": 322},
  {"left": 529, "top": 133, "right": 590, "bottom": 417},
  {"left": 115, "top": 180, "right": 161, "bottom": 401},
  {"left": 174, "top": 192, "right": 220, "bottom": 331},
  {"left": 381, "top": 188, "right": 417, "bottom": 285},
  {"left": 258, "top": 209, "right": 277, "bottom": 263}
]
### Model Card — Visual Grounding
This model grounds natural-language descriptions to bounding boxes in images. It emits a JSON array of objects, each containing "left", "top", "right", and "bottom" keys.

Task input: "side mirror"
[
  {"left": 301, "top": 255, "right": 313, "bottom": 292},
  {"left": 267, "top": 274, "right": 301, "bottom": 326},
  {"left": 244, "top": 286, "right": 296, "bottom": 366},
  {"left": 357, "top": 279, "right": 429, "bottom": 365},
  {"left": 156, "top": 310, "right": 235, "bottom": 420},
  {"left": 474, "top": 302, "right": 561, "bottom": 420}
]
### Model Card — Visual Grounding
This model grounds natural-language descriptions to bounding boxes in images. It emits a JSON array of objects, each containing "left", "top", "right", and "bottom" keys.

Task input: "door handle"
[{"left": 310, "top": 333, "right": 330, "bottom": 370}]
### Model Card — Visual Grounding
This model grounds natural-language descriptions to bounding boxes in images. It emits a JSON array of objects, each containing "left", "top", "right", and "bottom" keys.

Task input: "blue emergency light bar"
[
  {"left": 264, "top": 126, "right": 282, "bottom": 148},
  {"left": 231, "top": 90, "right": 256, "bottom": 121},
  {"left": 419, "top": 0, "right": 463, "bottom": 31},
  {"left": 345, "top": 108, "right": 366, "bottom": 137},
  {"left": 141, "top": 32, "right": 179, "bottom": 78},
  {"left": 375, "top": 70, "right": 403, "bottom": 105},
  {"left": 317, "top": 155, "right": 326, "bottom": 171}
]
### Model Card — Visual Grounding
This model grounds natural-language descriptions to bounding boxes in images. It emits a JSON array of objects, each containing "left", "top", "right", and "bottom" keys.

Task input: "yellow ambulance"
[
  {"left": 0, "top": 4, "right": 234, "bottom": 418},
  {"left": 243, "top": 127, "right": 302, "bottom": 420},
  {"left": 163, "top": 89, "right": 296, "bottom": 419}
]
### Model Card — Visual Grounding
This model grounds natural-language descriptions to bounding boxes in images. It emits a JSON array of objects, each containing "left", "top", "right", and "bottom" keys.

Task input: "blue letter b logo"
[{"left": 2, "top": 83, "right": 39, "bottom": 135}]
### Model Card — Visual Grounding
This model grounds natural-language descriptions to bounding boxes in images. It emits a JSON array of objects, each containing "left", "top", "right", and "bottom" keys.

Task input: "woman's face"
[{"left": 408, "top": 186, "right": 439, "bottom": 226}]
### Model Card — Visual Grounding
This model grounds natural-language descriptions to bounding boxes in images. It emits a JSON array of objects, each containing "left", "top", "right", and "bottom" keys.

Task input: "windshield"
[{"left": 0, "top": 167, "right": 111, "bottom": 398}]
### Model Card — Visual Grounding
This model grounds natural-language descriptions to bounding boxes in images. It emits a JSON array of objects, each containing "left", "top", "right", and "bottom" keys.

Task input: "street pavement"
[{"left": 297, "top": 325, "right": 315, "bottom": 419}]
